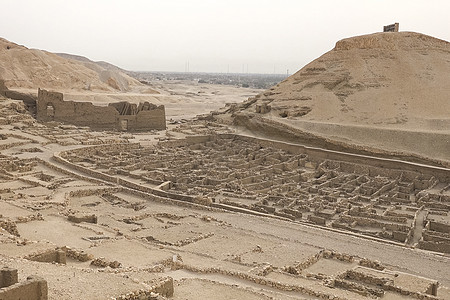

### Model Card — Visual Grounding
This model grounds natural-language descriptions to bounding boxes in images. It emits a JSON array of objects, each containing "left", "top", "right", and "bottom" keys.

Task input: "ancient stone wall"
[
  {"left": 0, "top": 268, "right": 18, "bottom": 288},
  {"left": 0, "top": 268, "right": 47, "bottom": 300},
  {"left": 230, "top": 134, "right": 450, "bottom": 182},
  {"left": 0, "top": 79, "right": 37, "bottom": 112},
  {"left": 0, "top": 276, "right": 47, "bottom": 300},
  {"left": 24, "top": 249, "right": 66, "bottom": 264},
  {"left": 113, "top": 277, "right": 174, "bottom": 299},
  {"left": 55, "top": 134, "right": 449, "bottom": 253},
  {"left": 36, "top": 89, "right": 165, "bottom": 131}
]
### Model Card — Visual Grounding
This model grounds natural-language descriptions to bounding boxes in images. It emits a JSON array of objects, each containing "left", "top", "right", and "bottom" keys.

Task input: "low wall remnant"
[{"left": 0, "top": 268, "right": 47, "bottom": 300}]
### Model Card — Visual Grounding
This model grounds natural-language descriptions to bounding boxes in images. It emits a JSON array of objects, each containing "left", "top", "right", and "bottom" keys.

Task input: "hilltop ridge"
[{"left": 227, "top": 31, "right": 450, "bottom": 164}]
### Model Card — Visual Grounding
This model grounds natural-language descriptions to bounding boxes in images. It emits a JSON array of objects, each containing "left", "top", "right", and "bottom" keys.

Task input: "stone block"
[{"left": 0, "top": 267, "right": 18, "bottom": 288}]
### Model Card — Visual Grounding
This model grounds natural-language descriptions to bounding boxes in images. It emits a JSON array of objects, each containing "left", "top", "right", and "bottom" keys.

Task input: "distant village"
[{"left": 131, "top": 71, "right": 288, "bottom": 89}]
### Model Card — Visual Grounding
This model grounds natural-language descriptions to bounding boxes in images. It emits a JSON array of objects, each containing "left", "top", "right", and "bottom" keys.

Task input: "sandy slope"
[
  {"left": 251, "top": 32, "right": 450, "bottom": 129},
  {"left": 231, "top": 32, "right": 450, "bottom": 163},
  {"left": 0, "top": 37, "right": 141, "bottom": 92}
]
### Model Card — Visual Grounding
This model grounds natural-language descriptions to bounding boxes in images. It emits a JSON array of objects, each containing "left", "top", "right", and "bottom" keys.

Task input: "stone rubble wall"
[
  {"left": 24, "top": 248, "right": 66, "bottom": 264},
  {"left": 91, "top": 257, "right": 121, "bottom": 269},
  {"left": 55, "top": 148, "right": 197, "bottom": 205},
  {"left": 0, "top": 220, "right": 19, "bottom": 236},
  {"left": 334, "top": 267, "right": 440, "bottom": 299},
  {"left": 68, "top": 187, "right": 121, "bottom": 198},
  {"left": 112, "top": 277, "right": 173, "bottom": 300},
  {"left": 358, "top": 258, "right": 385, "bottom": 270},
  {"left": 61, "top": 246, "right": 94, "bottom": 262}
]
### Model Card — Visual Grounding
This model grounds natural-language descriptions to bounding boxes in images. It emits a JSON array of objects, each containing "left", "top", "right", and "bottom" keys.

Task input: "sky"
[{"left": 1, "top": 0, "right": 449, "bottom": 74}]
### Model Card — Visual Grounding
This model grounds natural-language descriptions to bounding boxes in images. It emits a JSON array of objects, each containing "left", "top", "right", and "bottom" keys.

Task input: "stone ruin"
[
  {"left": 58, "top": 134, "right": 450, "bottom": 254},
  {"left": 0, "top": 79, "right": 36, "bottom": 113},
  {"left": 0, "top": 267, "right": 47, "bottom": 300},
  {"left": 36, "top": 89, "right": 166, "bottom": 131},
  {"left": 384, "top": 23, "right": 399, "bottom": 32}
]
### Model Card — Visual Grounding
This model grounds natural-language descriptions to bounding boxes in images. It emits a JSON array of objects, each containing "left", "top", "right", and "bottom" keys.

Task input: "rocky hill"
[
  {"left": 0, "top": 37, "right": 141, "bottom": 92},
  {"left": 55, "top": 53, "right": 127, "bottom": 73},
  {"left": 229, "top": 32, "right": 450, "bottom": 164},
  {"left": 243, "top": 32, "right": 449, "bottom": 129}
]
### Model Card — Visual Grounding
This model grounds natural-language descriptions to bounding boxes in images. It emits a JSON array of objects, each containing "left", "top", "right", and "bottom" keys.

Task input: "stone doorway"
[{"left": 46, "top": 103, "right": 55, "bottom": 118}]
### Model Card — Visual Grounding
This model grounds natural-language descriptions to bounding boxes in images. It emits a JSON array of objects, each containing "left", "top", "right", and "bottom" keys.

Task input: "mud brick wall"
[
  {"left": 68, "top": 187, "right": 121, "bottom": 198},
  {"left": 37, "top": 89, "right": 165, "bottom": 131},
  {"left": 0, "top": 267, "right": 18, "bottom": 288},
  {"left": 418, "top": 240, "right": 450, "bottom": 254},
  {"left": 308, "top": 214, "right": 326, "bottom": 225},
  {"left": 178, "top": 263, "right": 347, "bottom": 300},
  {"left": 61, "top": 247, "right": 94, "bottom": 262},
  {"left": 429, "top": 221, "right": 450, "bottom": 233},
  {"left": 229, "top": 134, "right": 450, "bottom": 182},
  {"left": 0, "top": 276, "right": 48, "bottom": 300},
  {"left": 68, "top": 214, "right": 97, "bottom": 224},
  {"left": 24, "top": 249, "right": 66, "bottom": 264},
  {"left": 113, "top": 277, "right": 174, "bottom": 299},
  {"left": 134, "top": 108, "right": 166, "bottom": 131},
  {"left": 56, "top": 147, "right": 196, "bottom": 204}
]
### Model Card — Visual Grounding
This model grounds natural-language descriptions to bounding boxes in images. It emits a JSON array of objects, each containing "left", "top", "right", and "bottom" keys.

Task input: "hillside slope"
[
  {"left": 0, "top": 37, "right": 141, "bottom": 92},
  {"left": 246, "top": 32, "right": 449, "bottom": 129},
  {"left": 229, "top": 32, "right": 450, "bottom": 164}
]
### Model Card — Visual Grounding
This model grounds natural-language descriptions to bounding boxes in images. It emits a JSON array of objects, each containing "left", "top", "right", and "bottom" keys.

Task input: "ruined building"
[{"left": 36, "top": 89, "right": 166, "bottom": 131}]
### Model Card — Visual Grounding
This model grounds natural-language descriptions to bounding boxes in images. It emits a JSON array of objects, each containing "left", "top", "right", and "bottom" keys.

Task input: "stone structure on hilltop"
[
  {"left": 383, "top": 23, "right": 399, "bottom": 32},
  {"left": 36, "top": 89, "right": 166, "bottom": 131}
]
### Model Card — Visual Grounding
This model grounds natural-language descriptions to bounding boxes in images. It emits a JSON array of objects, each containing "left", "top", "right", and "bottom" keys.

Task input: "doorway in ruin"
[
  {"left": 46, "top": 103, "right": 55, "bottom": 118},
  {"left": 120, "top": 119, "right": 128, "bottom": 131}
]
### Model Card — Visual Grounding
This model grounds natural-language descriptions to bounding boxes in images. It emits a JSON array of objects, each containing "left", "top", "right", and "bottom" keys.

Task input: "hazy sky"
[{"left": 2, "top": 0, "right": 449, "bottom": 74}]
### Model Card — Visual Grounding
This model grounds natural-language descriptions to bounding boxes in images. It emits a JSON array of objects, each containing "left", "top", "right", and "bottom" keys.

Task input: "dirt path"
[{"left": 408, "top": 209, "right": 427, "bottom": 246}]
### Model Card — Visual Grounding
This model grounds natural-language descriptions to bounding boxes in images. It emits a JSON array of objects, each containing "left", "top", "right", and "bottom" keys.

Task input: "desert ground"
[{"left": 0, "top": 31, "right": 449, "bottom": 300}]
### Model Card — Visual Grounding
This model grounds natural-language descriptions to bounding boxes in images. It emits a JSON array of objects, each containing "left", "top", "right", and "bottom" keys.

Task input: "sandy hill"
[
  {"left": 55, "top": 53, "right": 127, "bottom": 73},
  {"left": 0, "top": 37, "right": 141, "bottom": 92},
  {"left": 230, "top": 32, "right": 450, "bottom": 164}
]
